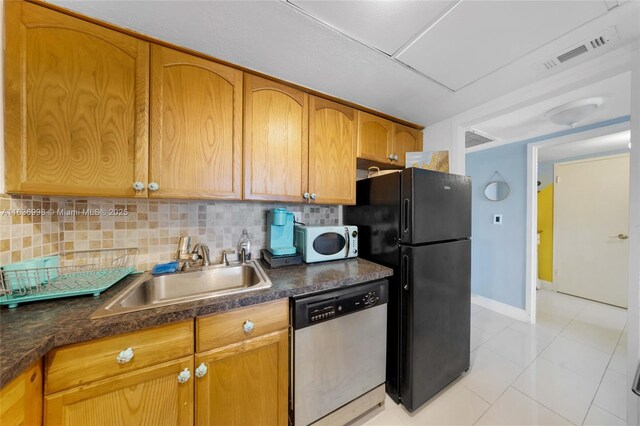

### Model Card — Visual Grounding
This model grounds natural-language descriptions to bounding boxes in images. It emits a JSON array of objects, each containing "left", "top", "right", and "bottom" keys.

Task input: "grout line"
[
  {"left": 477, "top": 291, "right": 586, "bottom": 424},
  {"left": 591, "top": 401, "right": 627, "bottom": 424},
  {"left": 582, "top": 328, "right": 627, "bottom": 424},
  {"left": 510, "top": 386, "right": 578, "bottom": 426}
]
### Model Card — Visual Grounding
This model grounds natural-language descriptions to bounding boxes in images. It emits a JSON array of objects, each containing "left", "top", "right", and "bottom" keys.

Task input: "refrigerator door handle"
[
  {"left": 402, "top": 255, "right": 410, "bottom": 291},
  {"left": 633, "top": 361, "right": 640, "bottom": 397},
  {"left": 403, "top": 199, "right": 410, "bottom": 235}
]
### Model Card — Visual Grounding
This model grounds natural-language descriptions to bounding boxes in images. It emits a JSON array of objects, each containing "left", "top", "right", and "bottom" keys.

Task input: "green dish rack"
[{"left": 0, "top": 248, "right": 138, "bottom": 308}]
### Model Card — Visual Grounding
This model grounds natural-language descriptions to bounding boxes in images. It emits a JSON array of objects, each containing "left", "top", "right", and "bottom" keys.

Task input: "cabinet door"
[
  {"left": 0, "top": 360, "right": 42, "bottom": 426},
  {"left": 392, "top": 123, "right": 423, "bottom": 167},
  {"left": 4, "top": 2, "right": 149, "bottom": 197},
  {"left": 308, "top": 97, "right": 357, "bottom": 205},
  {"left": 195, "top": 330, "right": 288, "bottom": 426},
  {"left": 45, "top": 357, "right": 194, "bottom": 426},
  {"left": 244, "top": 75, "right": 309, "bottom": 202},
  {"left": 357, "top": 112, "right": 393, "bottom": 164},
  {"left": 150, "top": 45, "right": 242, "bottom": 199}
]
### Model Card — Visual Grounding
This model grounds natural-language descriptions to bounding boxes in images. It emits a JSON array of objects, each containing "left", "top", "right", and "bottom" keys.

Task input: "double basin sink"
[{"left": 91, "top": 260, "right": 272, "bottom": 319}]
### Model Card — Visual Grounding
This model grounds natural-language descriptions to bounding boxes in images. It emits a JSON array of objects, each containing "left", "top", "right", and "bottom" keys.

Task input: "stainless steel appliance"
[
  {"left": 291, "top": 280, "right": 388, "bottom": 425},
  {"left": 344, "top": 168, "right": 472, "bottom": 412},
  {"left": 294, "top": 225, "right": 358, "bottom": 263}
]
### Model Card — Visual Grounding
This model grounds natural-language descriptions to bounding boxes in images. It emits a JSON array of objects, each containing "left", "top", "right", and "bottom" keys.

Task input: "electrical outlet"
[
  {"left": 293, "top": 212, "right": 302, "bottom": 223},
  {"left": 493, "top": 214, "right": 503, "bottom": 225}
]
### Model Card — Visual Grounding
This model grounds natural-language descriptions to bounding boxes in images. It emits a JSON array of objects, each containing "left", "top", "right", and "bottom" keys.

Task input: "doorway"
[{"left": 552, "top": 154, "right": 630, "bottom": 307}]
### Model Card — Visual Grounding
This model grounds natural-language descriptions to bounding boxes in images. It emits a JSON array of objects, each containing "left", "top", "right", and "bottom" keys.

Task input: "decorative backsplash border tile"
[{"left": 0, "top": 194, "right": 339, "bottom": 270}]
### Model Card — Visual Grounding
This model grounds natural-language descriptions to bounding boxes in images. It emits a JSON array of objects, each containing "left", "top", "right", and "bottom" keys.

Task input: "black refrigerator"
[{"left": 343, "top": 168, "right": 471, "bottom": 412}]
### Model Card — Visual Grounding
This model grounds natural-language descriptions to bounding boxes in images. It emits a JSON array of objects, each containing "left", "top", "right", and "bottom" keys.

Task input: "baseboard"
[
  {"left": 471, "top": 294, "right": 530, "bottom": 322},
  {"left": 538, "top": 279, "right": 553, "bottom": 290}
]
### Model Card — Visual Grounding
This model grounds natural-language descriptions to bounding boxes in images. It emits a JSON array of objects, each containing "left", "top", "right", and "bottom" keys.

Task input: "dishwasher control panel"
[{"left": 292, "top": 279, "right": 389, "bottom": 329}]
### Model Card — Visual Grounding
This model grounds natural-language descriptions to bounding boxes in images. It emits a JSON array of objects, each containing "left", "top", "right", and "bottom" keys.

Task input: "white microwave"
[{"left": 294, "top": 225, "right": 358, "bottom": 263}]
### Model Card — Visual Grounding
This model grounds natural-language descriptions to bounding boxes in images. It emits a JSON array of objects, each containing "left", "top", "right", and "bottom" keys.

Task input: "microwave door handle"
[{"left": 344, "top": 227, "right": 350, "bottom": 258}]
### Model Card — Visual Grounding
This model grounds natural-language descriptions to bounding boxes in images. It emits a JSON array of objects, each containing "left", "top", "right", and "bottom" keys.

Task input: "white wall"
[
  {"left": 626, "top": 43, "right": 640, "bottom": 426},
  {"left": 1, "top": 1, "right": 5, "bottom": 194}
]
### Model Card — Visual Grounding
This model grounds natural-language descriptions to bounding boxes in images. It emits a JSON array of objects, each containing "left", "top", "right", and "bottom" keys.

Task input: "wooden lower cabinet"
[
  {"left": 44, "top": 357, "right": 194, "bottom": 426},
  {"left": 0, "top": 359, "right": 43, "bottom": 426},
  {"left": 195, "top": 330, "right": 288, "bottom": 426}
]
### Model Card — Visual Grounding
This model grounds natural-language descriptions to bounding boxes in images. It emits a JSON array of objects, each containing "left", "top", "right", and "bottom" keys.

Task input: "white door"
[{"left": 554, "top": 154, "right": 630, "bottom": 307}]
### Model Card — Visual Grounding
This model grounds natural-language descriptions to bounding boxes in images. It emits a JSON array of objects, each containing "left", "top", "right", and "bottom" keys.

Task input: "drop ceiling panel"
[
  {"left": 288, "top": 0, "right": 457, "bottom": 55},
  {"left": 396, "top": 0, "right": 609, "bottom": 91}
]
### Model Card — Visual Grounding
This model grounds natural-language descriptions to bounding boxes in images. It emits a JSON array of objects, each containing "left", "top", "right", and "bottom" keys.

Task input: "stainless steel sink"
[{"left": 91, "top": 260, "right": 272, "bottom": 318}]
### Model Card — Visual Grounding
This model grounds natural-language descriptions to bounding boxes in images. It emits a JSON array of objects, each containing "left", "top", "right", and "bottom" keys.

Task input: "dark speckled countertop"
[{"left": 0, "top": 258, "right": 392, "bottom": 388}]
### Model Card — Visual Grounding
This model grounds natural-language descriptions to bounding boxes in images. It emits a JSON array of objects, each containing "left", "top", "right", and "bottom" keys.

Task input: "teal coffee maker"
[{"left": 266, "top": 208, "right": 296, "bottom": 256}]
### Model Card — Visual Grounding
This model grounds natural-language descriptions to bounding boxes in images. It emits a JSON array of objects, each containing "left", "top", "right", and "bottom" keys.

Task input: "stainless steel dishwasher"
[{"left": 291, "top": 279, "right": 388, "bottom": 426}]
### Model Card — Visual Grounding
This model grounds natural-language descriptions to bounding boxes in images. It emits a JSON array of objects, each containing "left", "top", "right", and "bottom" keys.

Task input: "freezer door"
[
  {"left": 400, "top": 169, "right": 471, "bottom": 245},
  {"left": 343, "top": 172, "right": 401, "bottom": 268},
  {"left": 399, "top": 240, "right": 471, "bottom": 412}
]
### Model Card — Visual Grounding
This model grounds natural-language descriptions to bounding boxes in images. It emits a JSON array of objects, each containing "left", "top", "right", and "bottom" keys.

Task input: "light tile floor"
[{"left": 360, "top": 289, "right": 628, "bottom": 425}]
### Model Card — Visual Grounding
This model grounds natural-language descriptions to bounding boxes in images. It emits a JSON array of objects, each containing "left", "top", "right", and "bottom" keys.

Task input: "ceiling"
[
  {"left": 48, "top": 0, "right": 640, "bottom": 126},
  {"left": 469, "top": 71, "right": 631, "bottom": 144},
  {"left": 538, "top": 130, "right": 630, "bottom": 162}
]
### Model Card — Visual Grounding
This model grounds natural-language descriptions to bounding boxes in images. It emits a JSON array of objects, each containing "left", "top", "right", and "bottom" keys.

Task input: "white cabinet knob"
[
  {"left": 388, "top": 154, "right": 395, "bottom": 161},
  {"left": 303, "top": 192, "right": 310, "bottom": 200},
  {"left": 148, "top": 182, "right": 159, "bottom": 191},
  {"left": 116, "top": 347, "right": 134, "bottom": 364},
  {"left": 177, "top": 368, "right": 191, "bottom": 383},
  {"left": 195, "top": 363, "right": 208, "bottom": 378},
  {"left": 132, "top": 182, "right": 145, "bottom": 191},
  {"left": 243, "top": 320, "right": 254, "bottom": 334},
  {"left": 394, "top": 154, "right": 400, "bottom": 161},
  {"left": 310, "top": 193, "right": 317, "bottom": 201}
]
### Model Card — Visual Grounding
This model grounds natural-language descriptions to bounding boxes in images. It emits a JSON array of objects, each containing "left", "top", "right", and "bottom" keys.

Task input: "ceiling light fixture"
[{"left": 544, "top": 97, "right": 603, "bottom": 128}]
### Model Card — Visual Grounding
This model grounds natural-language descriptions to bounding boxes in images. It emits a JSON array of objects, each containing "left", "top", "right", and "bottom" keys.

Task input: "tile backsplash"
[{"left": 0, "top": 194, "right": 339, "bottom": 270}]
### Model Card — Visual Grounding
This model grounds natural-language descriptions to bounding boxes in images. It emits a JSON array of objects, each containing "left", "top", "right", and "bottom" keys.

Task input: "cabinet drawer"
[
  {"left": 196, "top": 300, "right": 289, "bottom": 352},
  {"left": 45, "top": 320, "right": 193, "bottom": 394}
]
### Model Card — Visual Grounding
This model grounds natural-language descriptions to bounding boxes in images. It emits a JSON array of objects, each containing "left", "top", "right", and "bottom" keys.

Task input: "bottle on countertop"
[{"left": 237, "top": 229, "right": 251, "bottom": 260}]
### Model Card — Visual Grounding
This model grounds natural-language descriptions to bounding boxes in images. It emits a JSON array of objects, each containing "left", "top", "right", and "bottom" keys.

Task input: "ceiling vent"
[
  {"left": 465, "top": 130, "right": 494, "bottom": 148},
  {"left": 540, "top": 27, "right": 619, "bottom": 72}
]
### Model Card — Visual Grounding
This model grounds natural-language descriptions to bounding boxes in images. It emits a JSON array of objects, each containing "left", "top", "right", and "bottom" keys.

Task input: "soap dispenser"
[{"left": 237, "top": 229, "right": 252, "bottom": 260}]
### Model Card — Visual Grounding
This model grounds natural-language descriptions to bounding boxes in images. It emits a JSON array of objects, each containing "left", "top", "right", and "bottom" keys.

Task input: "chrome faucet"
[
  {"left": 192, "top": 243, "right": 210, "bottom": 267},
  {"left": 176, "top": 237, "right": 210, "bottom": 271},
  {"left": 239, "top": 248, "right": 247, "bottom": 264},
  {"left": 221, "top": 250, "right": 230, "bottom": 266}
]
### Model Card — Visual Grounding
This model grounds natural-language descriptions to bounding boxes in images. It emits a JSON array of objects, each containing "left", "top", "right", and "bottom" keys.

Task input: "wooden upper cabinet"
[
  {"left": 149, "top": 45, "right": 242, "bottom": 199},
  {"left": 308, "top": 97, "right": 357, "bottom": 205},
  {"left": 357, "top": 112, "right": 393, "bottom": 164},
  {"left": 244, "top": 75, "right": 309, "bottom": 202},
  {"left": 4, "top": 2, "right": 149, "bottom": 197},
  {"left": 392, "top": 123, "right": 423, "bottom": 167}
]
